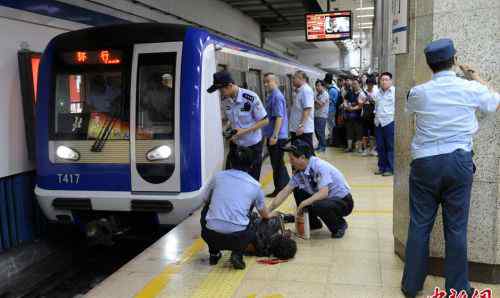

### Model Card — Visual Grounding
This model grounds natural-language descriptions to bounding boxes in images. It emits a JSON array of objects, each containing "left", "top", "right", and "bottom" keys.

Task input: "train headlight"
[
  {"left": 56, "top": 145, "right": 80, "bottom": 161},
  {"left": 146, "top": 145, "right": 172, "bottom": 161}
]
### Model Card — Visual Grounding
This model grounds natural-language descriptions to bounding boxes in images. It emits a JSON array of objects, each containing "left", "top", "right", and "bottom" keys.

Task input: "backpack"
[
  {"left": 361, "top": 90, "right": 375, "bottom": 121},
  {"left": 248, "top": 213, "right": 286, "bottom": 257}
]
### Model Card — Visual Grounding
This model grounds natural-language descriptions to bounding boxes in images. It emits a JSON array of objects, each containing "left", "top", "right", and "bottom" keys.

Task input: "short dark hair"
[
  {"left": 270, "top": 235, "right": 297, "bottom": 260},
  {"left": 366, "top": 76, "right": 377, "bottom": 85},
  {"left": 294, "top": 70, "right": 308, "bottom": 81},
  {"left": 230, "top": 147, "right": 255, "bottom": 173},
  {"left": 263, "top": 72, "right": 275, "bottom": 77},
  {"left": 427, "top": 56, "right": 455, "bottom": 73},
  {"left": 380, "top": 72, "right": 393, "bottom": 79},
  {"left": 315, "top": 79, "right": 325, "bottom": 87}
]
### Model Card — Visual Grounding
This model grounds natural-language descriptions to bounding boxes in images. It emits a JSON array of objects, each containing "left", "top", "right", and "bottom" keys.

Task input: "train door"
[
  {"left": 130, "top": 42, "right": 182, "bottom": 192},
  {"left": 246, "top": 69, "right": 263, "bottom": 99}
]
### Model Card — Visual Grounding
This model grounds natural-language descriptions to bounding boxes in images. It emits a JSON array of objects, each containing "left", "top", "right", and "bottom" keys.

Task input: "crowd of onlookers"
[{"left": 315, "top": 71, "right": 395, "bottom": 177}]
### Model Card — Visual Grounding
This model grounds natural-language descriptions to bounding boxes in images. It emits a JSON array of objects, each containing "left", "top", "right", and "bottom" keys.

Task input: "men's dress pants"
[
  {"left": 314, "top": 117, "right": 328, "bottom": 149},
  {"left": 293, "top": 188, "right": 354, "bottom": 233},
  {"left": 375, "top": 121, "right": 394, "bottom": 172},
  {"left": 267, "top": 138, "right": 290, "bottom": 192},
  {"left": 225, "top": 140, "right": 263, "bottom": 181},
  {"left": 327, "top": 109, "right": 336, "bottom": 145},
  {"left": 200, "top": 203, "right": 254, "bottom": 255},
  {"left": 402, "top": 149, "right": 474, "bottom": 296}
]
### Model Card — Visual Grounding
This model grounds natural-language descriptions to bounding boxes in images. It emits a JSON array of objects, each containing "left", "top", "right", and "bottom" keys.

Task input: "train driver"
[
  {"left": 268, "top": 141, "right": 354, "bottom": 238},
  {"left": 207, "top": 70, "right": 269, "bottom": 181},
  {"left": 200, "top": 147, "right": 277, "bottom": 270}
]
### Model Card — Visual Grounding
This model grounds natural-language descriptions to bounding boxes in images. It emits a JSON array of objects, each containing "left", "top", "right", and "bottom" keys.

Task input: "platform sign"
[
  {"left": 392, "top": 0, "right": 408, "bottom": 54},
  {"left": 305, "top": 11, "right": 352, "bottom": 42}
]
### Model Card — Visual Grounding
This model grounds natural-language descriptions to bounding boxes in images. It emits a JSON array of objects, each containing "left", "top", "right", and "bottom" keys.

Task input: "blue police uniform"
[
  {"left": 222, "top": 87, "right": 268, "bottom": 180},
  {"left": 288, "top": 155, "right": 354, "bottom": 236},
  {"left": 401, "top": 38, "right": 500, "bottom": 297},
  {"left": 263, "top": 87, "right": 290, "bottom": 194},
  {"left": 200, "top": 169, "right": 265, "bottom": 260}
]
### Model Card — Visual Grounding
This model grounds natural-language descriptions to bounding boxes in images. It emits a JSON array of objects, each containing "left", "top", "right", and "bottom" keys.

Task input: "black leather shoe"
[
  {"left": 209, "top": 252, "right": 222, "bottom": 265},
  {"left": 401, "top": 287, "right": 415, "bottom": 298},
  {"left": 331, "top": 222, "right": 348, "bottom": 238},
  {"left": 230, "top": 252, "right": 246, "bottom": 270}
]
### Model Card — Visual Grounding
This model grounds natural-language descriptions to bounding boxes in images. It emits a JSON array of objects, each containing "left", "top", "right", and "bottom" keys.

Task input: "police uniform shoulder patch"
[{"left": 242, "top": 93, "right": 255, "bottom": 102}]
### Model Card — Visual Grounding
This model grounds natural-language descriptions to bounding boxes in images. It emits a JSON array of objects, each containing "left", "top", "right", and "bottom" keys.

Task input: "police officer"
[
  {"left": 207, "top": 71, "right": 269, "bottom": 181},
  {"left": 289, "top": 70, "right": 315, "bottom": 151},
  {"left": 200, "top": 147, "right": 276, "bottom": 269},
  {"left": 262, "top": 73, "right": 290, "bottom": 197},
  {"left": 268, "top": 141, "right": 354, "bottom": 238},
  {"left": 401, "top": 39, "right": 500, "bottom": 297}
]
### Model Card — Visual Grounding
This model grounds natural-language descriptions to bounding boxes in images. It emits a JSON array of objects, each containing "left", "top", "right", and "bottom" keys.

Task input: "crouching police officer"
[
  {"left": 200, "top": 147, "right": 276, "bottom": 270},
  {"left": 268, "top": 141, "right": 354, "bottom": 238},
  {"left": 402, "top": 39, "right": 500, "bottom": 298},
  {"left": 207, "top": 71, "right": 269, "bottom": 181}
]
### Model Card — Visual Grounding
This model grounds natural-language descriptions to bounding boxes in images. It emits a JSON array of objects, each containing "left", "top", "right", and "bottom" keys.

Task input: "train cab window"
[
  {"left": 54, "top": 71, "right": 126, "bottom": 140},
  {"left": 136, "top": 53, "right": 176, "bottom": 140}
]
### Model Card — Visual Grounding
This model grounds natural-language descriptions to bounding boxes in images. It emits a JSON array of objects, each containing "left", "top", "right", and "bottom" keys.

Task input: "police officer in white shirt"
[
  {"left": 373, "top": 72, "right": 396, "bottom": 176},
  {"left": 268, "top": 141, "right": 354, "bottom": 238},
  {"left": 401, "top": 39, "right": 500, "bottom": 298},
  {"left": 289, "top": 70, "right": 315, "bottom": 151},
  {"left": 207, "top": 71, "right": 269, "bottom": 181}
]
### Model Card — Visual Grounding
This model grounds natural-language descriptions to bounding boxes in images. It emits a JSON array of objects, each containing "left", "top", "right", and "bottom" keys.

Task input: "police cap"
[
  {"left": 207, "top": 71, "right": 235, "bottom": 93},
  {"left": 424, "top": 38, "right": 456, "bottom": 64},
  {"left": 283, "top": 140, "right": 313, "bottom": 158}
]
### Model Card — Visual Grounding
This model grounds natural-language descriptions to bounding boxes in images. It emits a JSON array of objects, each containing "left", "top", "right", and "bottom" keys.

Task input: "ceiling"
[
  {"left": 317, "top": 0, "right": 376, "bottom": 34},
  {"left": 219, "top": 0, "right": 322, "bottom": 32}
]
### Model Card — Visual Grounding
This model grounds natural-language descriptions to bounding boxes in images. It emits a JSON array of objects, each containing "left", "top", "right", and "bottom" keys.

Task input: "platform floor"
[{"left": 85, "top": 148, "right": 498, "bottom": 298}]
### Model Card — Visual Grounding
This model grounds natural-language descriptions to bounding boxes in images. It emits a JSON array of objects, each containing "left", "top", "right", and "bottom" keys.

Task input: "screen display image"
[{"left": 306, "top": 11, "right": 352, "bottom": 41}]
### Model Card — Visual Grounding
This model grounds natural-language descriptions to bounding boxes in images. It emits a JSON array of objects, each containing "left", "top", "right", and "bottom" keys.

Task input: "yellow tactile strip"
[{"left": 134, "top": 238, "right": 206, "bottom": 298}]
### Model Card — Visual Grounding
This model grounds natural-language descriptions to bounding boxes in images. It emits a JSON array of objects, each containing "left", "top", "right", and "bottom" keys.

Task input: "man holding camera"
[
  {"left": 208, "top": 71, "right": 269, "bottom": 181},
  {"left": 401, "top": 39, "right": 500, "bottom": 298}
]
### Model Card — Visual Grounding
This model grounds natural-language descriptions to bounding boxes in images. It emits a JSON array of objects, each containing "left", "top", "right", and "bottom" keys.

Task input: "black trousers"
[
  {"left": 225, "top": 140, "right": 263, "bottom": 181},
  {"left": 267, "top": 138, "right": 290, "bottom": 192},
  {"left": 293, "top": 188, "right": 354, "bottom": 233},
  {"left": 290, "top": 132, "right": 314, "bottom": 152},
  {"left": 200, "top": 203, "right": 254, "bottom": 255}
]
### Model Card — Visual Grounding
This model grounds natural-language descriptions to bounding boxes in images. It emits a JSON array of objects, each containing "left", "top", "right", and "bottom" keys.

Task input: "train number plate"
[{"left": 57, "top": 173, "right": 80, "bottom": 184}]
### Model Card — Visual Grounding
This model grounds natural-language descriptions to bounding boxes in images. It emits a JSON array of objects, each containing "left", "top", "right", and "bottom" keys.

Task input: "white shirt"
[
  {"left": 222, "top": 87, "right": 267, "bottom": 147},
  {"left": 289, "top": 83, "right": 315, "bottom": 133},
  {"left": 374, "top": 86, "right": 395, "bottom": 127},
  {"left": 406, "top": 70, "right": 500, "bottom": 160}
]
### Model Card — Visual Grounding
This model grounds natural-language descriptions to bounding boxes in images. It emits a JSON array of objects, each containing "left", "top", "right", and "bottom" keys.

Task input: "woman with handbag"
[{"left": 360, "top": 76, "right": 378, "bottom": 156}]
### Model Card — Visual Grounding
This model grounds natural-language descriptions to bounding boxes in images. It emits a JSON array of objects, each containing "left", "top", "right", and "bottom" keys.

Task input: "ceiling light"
[
  {"left": 357, "top": 15, "right": 374, "bottom": 18},
  {"left": 355, "top": 7, "right": 374, "bottom": 10},
  {"left": 359, "top": 27, "right": 373, "bottom": 30},
  {"left": 358, "top": 22, "right": 373, "bottom": 25}
]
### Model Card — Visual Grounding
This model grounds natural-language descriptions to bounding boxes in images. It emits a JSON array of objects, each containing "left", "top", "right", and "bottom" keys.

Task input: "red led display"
[{"left": 62, "top": 50, "right": 122, "bottom": 65}]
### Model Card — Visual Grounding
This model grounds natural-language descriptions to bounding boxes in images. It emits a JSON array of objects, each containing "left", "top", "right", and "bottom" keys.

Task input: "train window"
[
  {"left": 136, "top": 52, "right": 176, "bottom": 140},
  {"left": 246, "top": 69, "right": 262, "bottom": 99},
  {"left": 54, "top": 71, "right": 126, "bottom": 140}
]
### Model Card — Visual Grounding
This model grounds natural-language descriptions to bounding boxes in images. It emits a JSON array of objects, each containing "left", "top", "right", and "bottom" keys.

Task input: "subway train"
[{"left": 35, "top": 23, "right": 324, "bottom": 240}]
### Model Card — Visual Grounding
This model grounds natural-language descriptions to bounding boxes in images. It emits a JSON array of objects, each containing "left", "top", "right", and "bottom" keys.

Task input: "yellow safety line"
[
  {"left": 350, "top": 184, "right": 393, "bottom": 189},
  {"left": 134, "top": 238, "right": 206, "bottom": 298},
  {"left": 133, "top": 170, "right": 275, "bottom": 298}
]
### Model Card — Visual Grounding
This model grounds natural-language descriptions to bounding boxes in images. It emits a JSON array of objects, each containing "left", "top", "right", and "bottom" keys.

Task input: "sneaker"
[
  {"left": 370, "top": 149, "right": 378, "bottom": 156},
  {"left": 374, "top": 170, "right": 384, "bottom": 175},
  {"left": 344, "top": 147, "right": 353, "bottom": 153},
  {"left": 361, "top": 149, "right": 369, "bottom": 156},
  {"left": 230, "top": 252, "right": 246, "bottom": 269},
  {"left": 331, "top": 222, "right": 348, "bottom": 238},
  {"left": 209, "top": 252, "right": 222, "bottom": 265},
  {"left": 382, "top": 171, "right": 394, "bottom": 177}
]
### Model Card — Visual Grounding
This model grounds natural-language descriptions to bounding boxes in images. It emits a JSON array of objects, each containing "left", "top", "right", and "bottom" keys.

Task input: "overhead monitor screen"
[{"left": 305, "top": 11, "right": 352, "bottom": 41}]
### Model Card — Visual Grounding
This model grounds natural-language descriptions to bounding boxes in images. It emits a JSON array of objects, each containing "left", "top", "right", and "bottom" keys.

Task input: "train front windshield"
[{"left": 52, "top": 50, "right": 175, "bottom": 142}]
